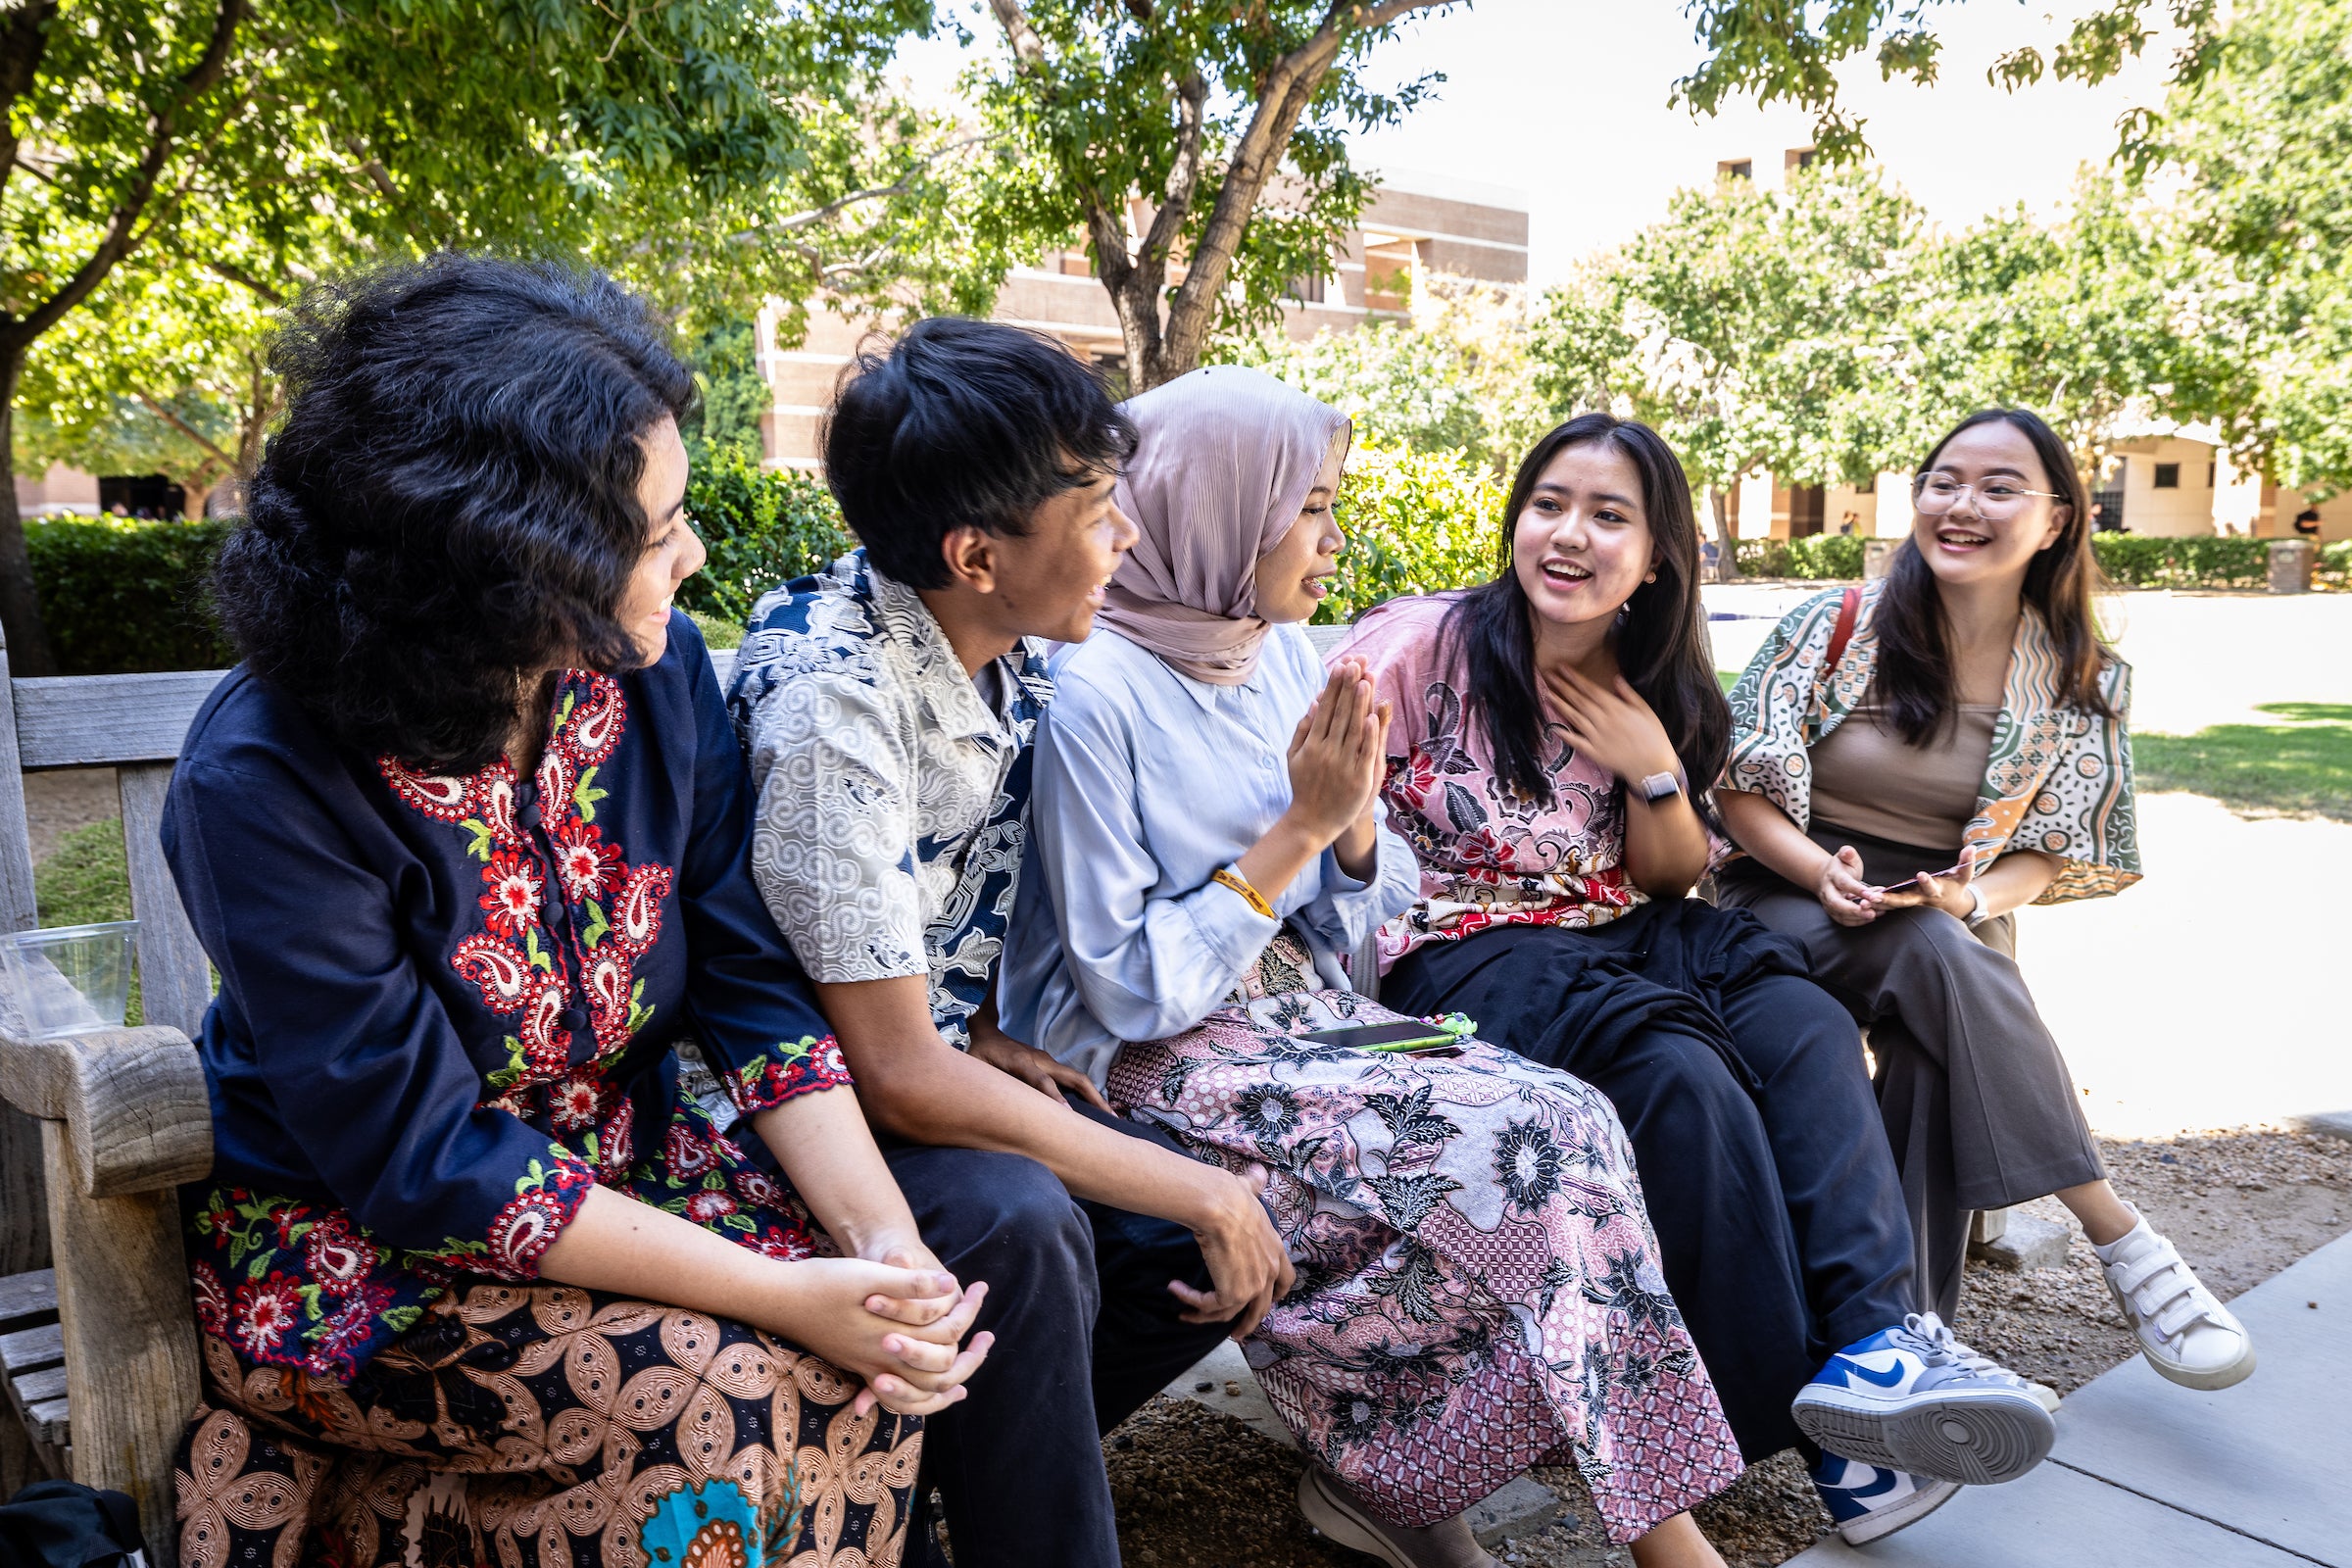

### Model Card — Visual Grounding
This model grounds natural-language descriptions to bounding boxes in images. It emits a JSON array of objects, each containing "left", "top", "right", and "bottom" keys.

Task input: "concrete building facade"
[{"left": 756, "top": 168, "right": 1530, "bottom": 468}]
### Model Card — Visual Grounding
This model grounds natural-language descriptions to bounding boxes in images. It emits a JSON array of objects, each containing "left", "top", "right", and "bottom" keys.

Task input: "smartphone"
[
  {"left": 1297, "top": 1019, "right": 1461, "bottom": 1054},
  {"left": 1875, "top": 866, "right": 1963, "bottom": 898}
]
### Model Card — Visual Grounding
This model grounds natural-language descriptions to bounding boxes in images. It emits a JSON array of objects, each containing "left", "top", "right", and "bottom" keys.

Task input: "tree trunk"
[
  {"left": 1709, "top": 486, "right": 1741, "bottom": 582},
  {"left": 0, "top": 352, "right": 56, "bottom": 675}
]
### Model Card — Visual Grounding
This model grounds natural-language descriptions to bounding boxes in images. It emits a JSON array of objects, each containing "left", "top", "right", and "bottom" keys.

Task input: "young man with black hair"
[{"left": 726, "top": 318, "right": 1293, "bottom": 1567}]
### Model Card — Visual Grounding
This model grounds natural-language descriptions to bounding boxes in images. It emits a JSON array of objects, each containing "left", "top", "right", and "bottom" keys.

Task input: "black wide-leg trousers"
[
  {"left": 1718, "top": 821, "right": 2107, "bottom": 1322},
  {"left": 1387, "top": 899, "right": 1918, "bottom": 1461},
  {"left": 882, "top": 1112, "right": 1231, "bottom": 1568}
]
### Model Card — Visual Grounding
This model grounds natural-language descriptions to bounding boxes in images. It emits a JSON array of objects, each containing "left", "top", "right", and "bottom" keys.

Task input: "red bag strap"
[{"left": 1824, "top": 585, "right": 1862, "bottom": 670}]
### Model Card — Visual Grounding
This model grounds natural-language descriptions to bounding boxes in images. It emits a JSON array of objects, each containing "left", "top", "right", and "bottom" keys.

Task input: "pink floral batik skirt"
[{"left": 1107, "top": 990, "right": 1742, "bottom": 1542}]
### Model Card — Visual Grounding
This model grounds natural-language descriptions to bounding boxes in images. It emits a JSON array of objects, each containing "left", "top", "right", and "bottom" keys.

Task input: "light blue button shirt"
[{"left": 1000, "top": 623, "right": 1423, "bottom": 1089}]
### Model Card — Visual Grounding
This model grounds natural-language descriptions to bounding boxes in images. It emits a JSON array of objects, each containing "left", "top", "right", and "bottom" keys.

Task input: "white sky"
[
  {"left": 905, "top": 0, "right": 2183, "bottom": 289},
  {"left": 1347, "top": 0, "right": 2181, "bottom": 283}
]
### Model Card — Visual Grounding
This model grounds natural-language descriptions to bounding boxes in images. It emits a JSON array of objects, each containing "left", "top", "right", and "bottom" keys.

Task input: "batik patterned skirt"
[
  {"left": 1107, "top": 984, "right": 1742, "bottom": 1543},
  {"left": 174, "top": 1282, "right": 919, "bottom": 1568}
]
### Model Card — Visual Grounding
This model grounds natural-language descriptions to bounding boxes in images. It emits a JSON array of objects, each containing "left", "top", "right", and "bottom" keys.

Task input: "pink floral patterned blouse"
[{"left": 1331, "top": 594, "right": 1648, "bottom": 970}]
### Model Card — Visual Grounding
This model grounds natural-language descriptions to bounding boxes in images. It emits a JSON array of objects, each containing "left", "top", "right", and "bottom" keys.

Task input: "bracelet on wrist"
[
  {"left": 1963, "top": 882, "right": 1991, "bottom": 927},
  {"left": 1211, "top": 866, "right": 1277, "bottom": 921}
]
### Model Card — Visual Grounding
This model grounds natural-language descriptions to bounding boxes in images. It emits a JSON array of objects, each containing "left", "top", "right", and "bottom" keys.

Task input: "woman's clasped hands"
[{"left": 784, "top": 1244, "right": 995, "bottom": 1418}]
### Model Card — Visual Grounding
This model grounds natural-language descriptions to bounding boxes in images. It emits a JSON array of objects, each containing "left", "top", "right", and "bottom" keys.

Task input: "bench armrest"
[{"left": 0, "top": 1027, "right": 211, "bottom": 1197}]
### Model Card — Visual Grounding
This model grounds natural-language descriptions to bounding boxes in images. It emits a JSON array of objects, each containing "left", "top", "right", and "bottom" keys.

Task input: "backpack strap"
[{"left": 1824, "top": 585, "right": 1862, "bottom": 670}]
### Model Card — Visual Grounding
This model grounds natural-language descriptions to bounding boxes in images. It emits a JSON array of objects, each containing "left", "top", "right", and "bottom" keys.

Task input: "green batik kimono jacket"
[{"left": 1721, "top": 579, "right": 2142, "bottom": 904}]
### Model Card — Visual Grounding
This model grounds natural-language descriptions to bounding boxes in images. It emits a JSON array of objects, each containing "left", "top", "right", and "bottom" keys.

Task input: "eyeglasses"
[{"left": 1913, "top": 473, "right": 2063, "bottom": 520}]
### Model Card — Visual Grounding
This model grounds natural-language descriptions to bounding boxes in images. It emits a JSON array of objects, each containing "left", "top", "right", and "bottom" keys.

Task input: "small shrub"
[
  {"left": 1320, "top": 440, "right": 1502, "bottom": 622},
  {"left": 2089, "top": 535, "right": 2270, "bottom": 589},
  {"left": 24, "top": 514, "right": 233, "bottom": 674},
  {"left": 2313, "top": 540, "right": 2349, "bottom": 591},
  {"left": 1732, "top": 535, "right": 1867, "bottom": 581},
  {"left": 681, "top": 456, "right": 854, "bottom": 626}
]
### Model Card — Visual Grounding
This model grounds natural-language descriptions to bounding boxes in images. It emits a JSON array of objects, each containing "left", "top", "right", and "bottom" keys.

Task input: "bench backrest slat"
[{"left": 13, "top": 671, "right": 227, "bottom": 771}]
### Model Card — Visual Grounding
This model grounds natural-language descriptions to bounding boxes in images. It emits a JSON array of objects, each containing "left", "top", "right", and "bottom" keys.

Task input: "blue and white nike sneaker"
[
  {"left": 1792, "top": 1312, "right": 2055, "bottom": 1486},
  {"left": 1811, "top": 1453, "right": 1961, "bottom": 1544}
]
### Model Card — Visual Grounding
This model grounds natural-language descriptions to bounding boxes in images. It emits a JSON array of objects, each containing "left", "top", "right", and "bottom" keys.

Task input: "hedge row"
[
  {"left": 19, "top": 458, "right": 854, "bottom": 675},
  {"left": 21, "top": 469, "right": 2342, "bottom": 677},
  {"left": 22, "top": 514, "right": 235, "bottom": 674}
]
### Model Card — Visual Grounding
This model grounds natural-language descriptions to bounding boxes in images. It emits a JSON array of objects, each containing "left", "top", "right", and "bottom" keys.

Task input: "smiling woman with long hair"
[
  {"left": 1336, "top": 414, "right": 2053, "bottom": 1548},
  {"left": 999, "top": 368, "right": 1742, "bottom": 1568},
  {"left": 1715, "top": 408, "right": 2252, "bottom": 1396}
]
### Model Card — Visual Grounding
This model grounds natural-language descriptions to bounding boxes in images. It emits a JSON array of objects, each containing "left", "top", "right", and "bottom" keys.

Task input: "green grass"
[
  {"left": 2133, "top": 703, "right": 2352, "bottom": 820},
  {"left": 1719, "top": 669, "right": 1740, "bottom": 693},
  {"left": 33, "top": 817, "right": 140, "bottom": 1025},
  {"left": 690, "top": 609, "right": 743, "bottom": 650}
]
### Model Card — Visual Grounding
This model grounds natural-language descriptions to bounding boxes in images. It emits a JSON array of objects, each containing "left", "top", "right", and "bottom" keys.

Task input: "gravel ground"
[{"left": 1102, "top": 1125, "right": 2352, "bottom": 1568}]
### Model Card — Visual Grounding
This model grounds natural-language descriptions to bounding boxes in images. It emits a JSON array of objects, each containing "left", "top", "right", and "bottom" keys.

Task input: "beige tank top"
[{"left": 1807, "top": 691, "right": 1999, "bottom": 852}]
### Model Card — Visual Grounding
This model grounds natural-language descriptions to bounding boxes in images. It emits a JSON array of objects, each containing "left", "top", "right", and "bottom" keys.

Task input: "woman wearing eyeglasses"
[{"left": 1714, "top": 409, "right": 2254, "bottom": 1394}]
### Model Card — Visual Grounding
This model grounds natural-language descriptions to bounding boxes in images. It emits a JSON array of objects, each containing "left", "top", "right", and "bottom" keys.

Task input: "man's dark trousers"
[{"left": 883, "top": 1108, "right": 1233, "bottom": 1568}]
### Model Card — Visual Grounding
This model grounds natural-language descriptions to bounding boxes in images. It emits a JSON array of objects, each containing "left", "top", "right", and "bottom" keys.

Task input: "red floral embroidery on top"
[
  {"left": 479, "top": 850, "right": 544, "bottom": 937},
  {"left": 551, "top": 817, "right": 624, "bottom": 902}
]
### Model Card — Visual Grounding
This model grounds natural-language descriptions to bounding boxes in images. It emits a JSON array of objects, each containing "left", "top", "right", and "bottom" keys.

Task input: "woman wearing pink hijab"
[{"left": 1000, "top": 367, "right": 1737, "bottom": 1568}]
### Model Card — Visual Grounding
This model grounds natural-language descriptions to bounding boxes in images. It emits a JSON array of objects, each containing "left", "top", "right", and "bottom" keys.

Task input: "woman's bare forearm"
[
  {"left": 539, "top": 1184, "right": 794, "bottom": 1327},
  {"left": 1716, "top": 789, "right": 1833, "bottom": 886},
  {"left": 749, "top": 1087, "right": 925, "bottom": 1261},
  {"left": 1623, "top": 790, "right": 1711, "bottom": 896},
  {"left": 1975, "top": 850, "right": 2060, "bottom": 918}
]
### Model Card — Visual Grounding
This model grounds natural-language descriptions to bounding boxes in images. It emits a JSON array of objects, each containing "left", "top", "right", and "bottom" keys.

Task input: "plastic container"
[{"left": 0, "top": 921, "right": 138, "bottom": 1041}]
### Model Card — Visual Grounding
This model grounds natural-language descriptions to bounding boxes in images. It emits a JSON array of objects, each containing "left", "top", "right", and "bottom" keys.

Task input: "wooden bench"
[{"left": 0, "top": 625, "right": 1373, "bottom": 1555}]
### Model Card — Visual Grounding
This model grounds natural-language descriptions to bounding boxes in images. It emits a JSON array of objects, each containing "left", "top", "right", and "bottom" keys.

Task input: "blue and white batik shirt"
[{"left": 727, "top": 549, "right": 1052, "bottom": 1047}]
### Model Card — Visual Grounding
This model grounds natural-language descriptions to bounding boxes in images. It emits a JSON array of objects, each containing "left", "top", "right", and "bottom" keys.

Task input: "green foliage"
[
  {"left": 1221, "top": 279, "right": 1552, "bottom": 475},
  {"left": 2150, "top": 0, "right": 2352, "bottom": 493},
  {"left": 2088, "top": 535, "right": 2271, "bottom": 589},
  {"left": 1733, "top": 536, "right": 1867, "bottom": 581},
  {"left": 34, "top": 819, "right": 139, "bottom": 1026},
  {"left": 680, "top": 457, "right": 853, "bottom": 625},
  {"left": 1673, "top": 0, "right": 2223, "bottom": 168},
  {"left": 2320, "top": 542, "right": 2352, "bottom": 591},
  {"left": 962, "top": 0, "right": 1452, "bottom": 383},
  {"left": 1317, "top": 439, "right": 1501, "bottom": 623},
  {"left": 683, "top": 316, "right": 771, "bottom": 473},
  {"left": 23, "top": 515, "right": 232, "bottom": 674},
  {"left": 2134, "top": 703, "right": 2352, "bottom": 820},
  {"left": 1531, "top": 165, "right": 1934, "bottom": 497}
]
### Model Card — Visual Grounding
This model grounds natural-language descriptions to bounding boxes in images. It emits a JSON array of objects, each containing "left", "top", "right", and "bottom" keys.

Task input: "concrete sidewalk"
[{"left": 1789, "top": 1229, "right": 2352, "bottom": 1567}]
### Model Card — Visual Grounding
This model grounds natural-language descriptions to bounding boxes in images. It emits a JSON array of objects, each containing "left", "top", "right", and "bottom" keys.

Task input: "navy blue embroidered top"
[{"left": 165, "top": 612, "right": 853, "bottom": 1377}]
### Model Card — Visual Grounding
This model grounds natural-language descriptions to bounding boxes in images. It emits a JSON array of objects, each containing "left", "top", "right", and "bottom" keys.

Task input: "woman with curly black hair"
[{"left": 168, "top": 255, "right": 985, "bottom": 1568}]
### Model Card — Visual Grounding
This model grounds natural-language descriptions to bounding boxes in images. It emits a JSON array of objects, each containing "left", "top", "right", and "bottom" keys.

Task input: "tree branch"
[
  {"left": 131, "top": 389, "right": 239, "bottom": 471},
  {"left": 0, "top": 5, "right": 58, "bottom": 211},
  {"left": 1136, "top": 72, "right": 1205, "bottom": 274},
  {"left": 988, "top": 0, "right": 1050, "bottom": 73},
  {"left": 1158, "top": 0, "right": 1451, "bottom": 374},
  {"left": 731, "top": 133, "right": 995, "bottom": 243},
  {"left": 7, "top": 0, "right": 248, "bottom": 351}
]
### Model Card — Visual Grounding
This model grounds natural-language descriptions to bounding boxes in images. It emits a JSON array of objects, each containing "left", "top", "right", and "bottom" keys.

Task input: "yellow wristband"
[{"left": 1211, "top": 867, "right": 1276, "bottom": 921}]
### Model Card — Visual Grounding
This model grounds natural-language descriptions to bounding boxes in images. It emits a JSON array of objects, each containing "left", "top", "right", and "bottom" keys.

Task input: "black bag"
[{"left": 0, "top": 1480, "right": 148, "bottom": 1568}]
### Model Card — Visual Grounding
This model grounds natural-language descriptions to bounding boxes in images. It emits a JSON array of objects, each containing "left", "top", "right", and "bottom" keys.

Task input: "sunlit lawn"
[{"left": 2133, "top": 703, "right": 2352, "bottom": 820}]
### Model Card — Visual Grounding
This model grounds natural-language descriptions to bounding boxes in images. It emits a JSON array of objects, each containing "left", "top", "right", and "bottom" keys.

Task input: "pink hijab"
[{"left": 1098, "top": 366, "right": 1350, "bottom": 686}]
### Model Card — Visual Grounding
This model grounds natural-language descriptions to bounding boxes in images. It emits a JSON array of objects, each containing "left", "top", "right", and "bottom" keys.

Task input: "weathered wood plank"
[
  {"left": 0, "top": 1028, "right": 211, "bottom": 1198},
  {"left": 12, "top": 670, "right": 225, "bottom": 770},
  {"left": 26, "top": 1396, "right": 70, "bottom": 1448},
  {"left": 12, "top": 1361, "right": 64, "bottom": 1404},
  {"left": 118, "top": 764, "right": 213, "bottom": 1037},
  {"left": 0, "top": 633, "right": 53, "bottom": 1278},
  {"left": 0, "top": 1267, "right": 57, "bottom": 1332},
  {"left": 43, "top": 1117, "right": 198, "bottom": 1556},
  {"left": 0, "top": 1320, "right": 62, "bottom": 1373},
  {"left": 0, "top": 628, "right": 38, "bottom": 930},
  {"left": 0, "top": 1105, "right": 51, "bottom": 1274}
]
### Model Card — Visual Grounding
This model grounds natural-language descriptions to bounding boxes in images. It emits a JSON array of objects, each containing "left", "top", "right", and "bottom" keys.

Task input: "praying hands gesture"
[{"left": 1235, "top": 658, "right": 1393, "bottom": 897}]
